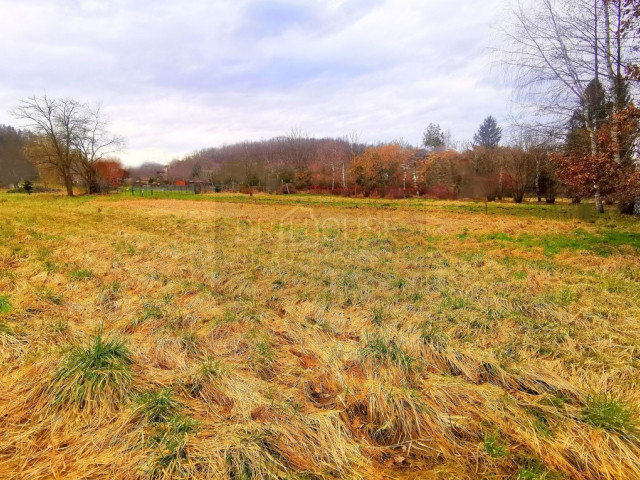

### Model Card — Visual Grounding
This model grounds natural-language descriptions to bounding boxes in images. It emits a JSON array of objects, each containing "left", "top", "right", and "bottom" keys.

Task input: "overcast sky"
[{"left": 0, "top": 0, "right": 513, "bottom": 166}]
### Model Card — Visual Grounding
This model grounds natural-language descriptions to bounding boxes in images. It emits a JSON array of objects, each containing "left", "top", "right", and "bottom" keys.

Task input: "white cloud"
[{"left": 0, "top": 0, "right": 512, "bottom": 166}]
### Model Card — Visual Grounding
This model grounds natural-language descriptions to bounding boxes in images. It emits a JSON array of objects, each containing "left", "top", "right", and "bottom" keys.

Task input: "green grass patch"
[
  {"left": 582, "top": 394, "right": 638, "bottom": 436},
  {"left": 0, "top": 321, "right": 14, "bottom": 336},
  {"left": 136, "top": 387, "right": 199, "bottom": 479},
  {"left": 514, "top": 229, "right": 640, "bottom": 256},
  {"left": 70, "top": 269, "right": 94, "bottom": 280},
  {"left": 421, "top": 325, "right": 449, "bottom": 351},
  {"left": 133, "top": 302, "right": 164, "bottom": 326},
  {"left": 136, "top": 388, "right": 182, "bottom": 423},
  {"left": 479, "top": 232, "right": 514, "bottom": 242},
  {"left": 147, "top": 413, "right": 199, "bottom": 479},
  {"left": 483, "top": 431, "right": 507, "bottom": 458},
  {"left": 516, "top": 459, "right": 557, "bottom": 479},
  {"left": 52, "top": 333, "right": 133, "bottom": 407},
  {"left": 360, "top": 335, "right": 416, "bottom": 371},
  {"left": 0, "top": 295, "right": 12, "bottom": 314},
  {"left": 371, "top": 305, "right": 388, "bottom": 326}
]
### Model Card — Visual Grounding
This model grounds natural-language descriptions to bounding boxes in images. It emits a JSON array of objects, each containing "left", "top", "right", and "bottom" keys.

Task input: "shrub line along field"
[{"left": 0, "top": 192, "right": 639, "bottom": 479}]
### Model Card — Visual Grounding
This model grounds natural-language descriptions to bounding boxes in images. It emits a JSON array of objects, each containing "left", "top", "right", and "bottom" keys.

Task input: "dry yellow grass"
[{"left": 0, "top": 192, "right": 639, "bottom": 479}]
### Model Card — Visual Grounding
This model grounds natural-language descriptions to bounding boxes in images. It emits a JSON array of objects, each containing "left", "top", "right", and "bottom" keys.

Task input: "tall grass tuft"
[
  {"left": 136, "top": 388, "right": 199, "bottom": 478},
  {"left": 360, "top": 335, "right": 416, "bottom": 371},
  {"left": 0, "top": 321, "right": 14, "bottom": 336},
  {"left": 136, "top": 388, "right": 182, "bottom": 423},
  {"left": 582, "top": 394, "right": 638, "bottom": 437},
  {"left": 146, "top": 414, "right": 199, "bottom": 479},
  {"left": 51, "top": 333, "right": 133, "bottom": 408}
]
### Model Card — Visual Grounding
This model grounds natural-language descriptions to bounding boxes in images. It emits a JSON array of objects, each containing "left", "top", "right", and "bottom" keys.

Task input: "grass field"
[{"left": 1, "top": 192, "right": 639, "bottom": 479}]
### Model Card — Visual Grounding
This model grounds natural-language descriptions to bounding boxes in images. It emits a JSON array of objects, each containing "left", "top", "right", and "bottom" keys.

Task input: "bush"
[
  {"left": 618, "top": 199, "right": 639, "bottom": 216},
  {"left": 278, "top": 184, "right": 297, "bottom": 194}
]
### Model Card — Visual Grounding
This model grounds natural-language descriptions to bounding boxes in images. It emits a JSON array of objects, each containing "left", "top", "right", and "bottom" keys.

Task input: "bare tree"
[
  {"left": 12, "top": 95, "right": 122, "bottom": 196},
  {"left": 74, "top": 104, "right": 124, "bottom": 193},
  {"left": 344, "top": 131, "right": 362, "bottom": 193},
  {"left": 14, "top": 96, "right": 82, "bottom": 196},
  {"left": 500, "top": 0, "right": 639, "bottom": 212}
]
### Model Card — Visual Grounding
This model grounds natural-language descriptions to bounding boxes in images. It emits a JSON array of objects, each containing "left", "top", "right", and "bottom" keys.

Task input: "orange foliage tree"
[
  {"left": 553, "top": 105, "right": 639, "bottom": 211},
  {"left": 419, "top": 150, "right": 468, "bottom": 198},
  {"left": 95, "top": 158, "right": 127, "bottom": 188},
  {"left": 349, "top": 144, "right": 416, "bottom": 197}
]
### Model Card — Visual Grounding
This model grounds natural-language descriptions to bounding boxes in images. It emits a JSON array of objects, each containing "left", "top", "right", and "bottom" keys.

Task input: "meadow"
[{"left": 0, "top": 192, "right": 639, "bottom": 480}]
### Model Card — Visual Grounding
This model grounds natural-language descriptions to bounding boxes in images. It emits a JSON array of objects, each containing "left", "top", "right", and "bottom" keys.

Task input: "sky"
[{"left": 0, "top": 0, "right": 513, "bottom": 166}]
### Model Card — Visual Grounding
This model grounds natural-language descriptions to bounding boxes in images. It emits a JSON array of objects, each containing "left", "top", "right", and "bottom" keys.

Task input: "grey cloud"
[{"left": 0, "top": 0, "right": 512, "bottom": 165}]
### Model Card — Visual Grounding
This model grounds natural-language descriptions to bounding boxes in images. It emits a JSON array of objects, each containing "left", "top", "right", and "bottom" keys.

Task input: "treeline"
[
  {"left": 3, "top": 113, "right": 637, "bottom": 212},
  {"left": 165, "top": 135, "right": 361, "bottom": 193},
  {"left": 160, "top": 132, "right": 560, "bottom": 203},
  {"left": 0, "top": 125, "right": 37, "bottom": 186}
]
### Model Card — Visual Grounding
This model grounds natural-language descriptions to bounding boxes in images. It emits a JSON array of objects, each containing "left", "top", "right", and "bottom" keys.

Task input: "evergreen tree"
[
  {"left": 473, "top": 116, "right": 502, "bottom": 148},
  {"left": 422, "top": 123, "right": 445, "bottom": 150}
]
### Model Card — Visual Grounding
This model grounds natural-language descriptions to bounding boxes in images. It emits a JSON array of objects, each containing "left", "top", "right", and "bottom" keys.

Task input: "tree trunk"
[
  {"left": 535, "top": 157, "right": 541, "bottom": 202},
  {"left": 633, "top": 198, "right": 640, "bottom": 217},
  {"left": 341, "top": 163, "right": 347, "bottom": 193},
  {"left": 402, "top": 168, "right": 407, "bottom": 197},
  {"left": 603, "top": 2, "right": 622, "bottom": 164},
  {"left": 63, "top": 168, "right": 74, "bottom": 197},
  {"left": 595, "top": 187, "right": 604, "bottom": 214},
  {"left": 85, "top": 166, "right": 101, "bottom": 194}
]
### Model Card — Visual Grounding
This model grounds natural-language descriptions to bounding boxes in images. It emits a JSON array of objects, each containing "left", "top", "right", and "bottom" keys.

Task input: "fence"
[{"left": 121, "top": 184, "right": 211, "bottom": 196}]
